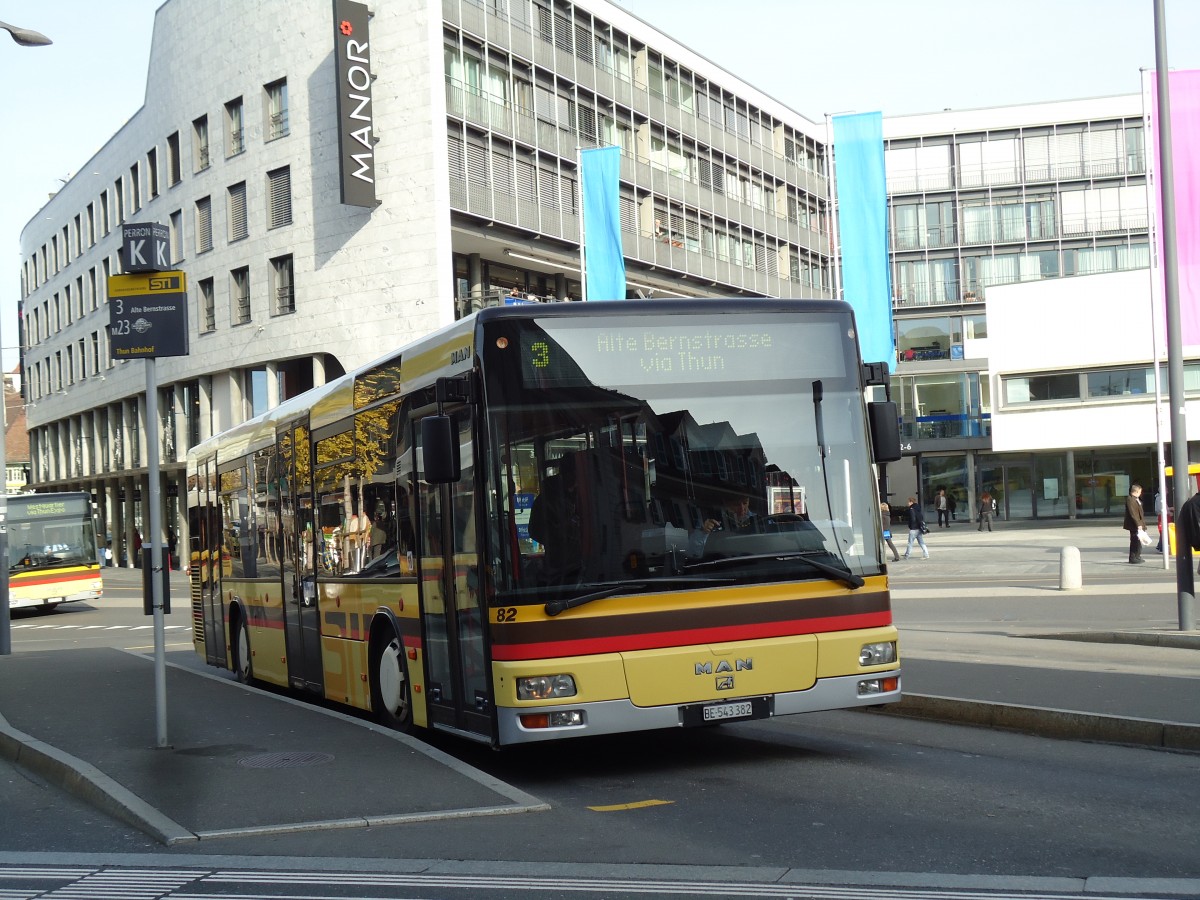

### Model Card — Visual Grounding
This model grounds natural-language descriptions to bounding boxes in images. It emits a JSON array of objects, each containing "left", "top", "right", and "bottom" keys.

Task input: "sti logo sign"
[
  {"left": 122, "top": 222, "right": 170, "bottom": 273},
  {"left": 333, "top": 0, "right": 378, "bottom": 208},
  {"left": 107, "top": 271, "right": 189, "bottom": 359}
]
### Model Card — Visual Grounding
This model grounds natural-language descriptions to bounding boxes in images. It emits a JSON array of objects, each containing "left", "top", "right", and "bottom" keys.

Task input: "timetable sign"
[{"left": 107, "top": 271, "right": 189, "bottom": 359}]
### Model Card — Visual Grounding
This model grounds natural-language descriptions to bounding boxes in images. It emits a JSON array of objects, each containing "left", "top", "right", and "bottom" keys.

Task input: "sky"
[{"left": 3, "top": 0, "right": 1200, "bottom": 374}]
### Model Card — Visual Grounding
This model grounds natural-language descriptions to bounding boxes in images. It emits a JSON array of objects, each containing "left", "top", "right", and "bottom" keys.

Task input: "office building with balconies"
[
  {"left": 16, "top": 0, "right": 833, "bottom": 561},
  {"left": 881, "top": 96, "right": 1168, "bottom": 522}
]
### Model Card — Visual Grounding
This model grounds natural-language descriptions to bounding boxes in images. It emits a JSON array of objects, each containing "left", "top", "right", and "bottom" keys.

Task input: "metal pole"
[
  {"left": 145, "top": 359, "right": 168, "bottom": 746},
  {"left": 0, "top": 16, "right": 50, "bottom": 655},
  {"left": 0, "top": 356, "right": 9, "bottom": 656},
  {"left": 1153, "top": 0, "right": 1195, "bottom": 630},
  {"left": 825, "top": 114, "right": 842, "bottom": 301},
  {"left": 578, "top": 144, "right": 587, "bottom": 303}
]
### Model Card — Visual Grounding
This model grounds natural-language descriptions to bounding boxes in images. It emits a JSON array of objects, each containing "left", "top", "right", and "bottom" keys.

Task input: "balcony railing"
[
  {"left": 900, "top": 413, "right": 991, "bottom": 441},
  {"left": 887, "top": 153, "right": 1148, "bottom": 196}
]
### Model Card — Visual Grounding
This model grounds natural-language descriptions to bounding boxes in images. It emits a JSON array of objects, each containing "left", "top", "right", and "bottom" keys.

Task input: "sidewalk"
[
  {"left": 883, "top": 517, "right": 1200, "bottom": 749},
  {"left": 0, "top": 648, "right": 547, "bottom": 845},
  {"left": 0, "top": 518, "right": 1197, "bottom": 846}
]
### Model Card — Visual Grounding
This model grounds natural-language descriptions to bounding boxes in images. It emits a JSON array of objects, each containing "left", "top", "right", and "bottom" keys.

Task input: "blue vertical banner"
[
  {"left": 832, "top": 112, "right": 894, "bottom": 368},
  {"left": 580, "top": 146, "right": 626, "bottom": 301}
]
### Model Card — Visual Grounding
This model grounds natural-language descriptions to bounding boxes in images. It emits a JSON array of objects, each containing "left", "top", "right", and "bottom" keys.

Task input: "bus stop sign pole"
[
  {"left": 108, "top": 252, "right": 189, "bottom": 748},
  {"left": 145, "top": 357, "right": 169, "bottom": 748}
]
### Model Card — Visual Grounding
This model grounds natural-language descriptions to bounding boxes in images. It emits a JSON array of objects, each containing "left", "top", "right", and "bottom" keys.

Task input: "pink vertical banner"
[{"left": 1149, "top": 69, "right": 1200, "bottom": 346}]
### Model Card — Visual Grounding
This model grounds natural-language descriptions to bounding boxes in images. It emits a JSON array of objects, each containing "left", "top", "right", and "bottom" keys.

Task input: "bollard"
[{"left": 1059, "top": 545, "right": 1082, "bottom": 590}]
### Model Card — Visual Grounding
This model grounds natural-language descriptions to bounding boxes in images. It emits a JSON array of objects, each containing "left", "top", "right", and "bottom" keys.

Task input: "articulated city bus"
[
  {"left": 7, "top": 492, "right": 103, "bottom": 613},
  {"left": 188, "top": 299, "right": 902, "bottom": 746}
]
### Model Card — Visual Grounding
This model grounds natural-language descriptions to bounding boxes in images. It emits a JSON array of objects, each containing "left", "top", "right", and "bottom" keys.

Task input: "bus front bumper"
[{"left": 495, "top": 669, "right": 902, "bottom": 745}]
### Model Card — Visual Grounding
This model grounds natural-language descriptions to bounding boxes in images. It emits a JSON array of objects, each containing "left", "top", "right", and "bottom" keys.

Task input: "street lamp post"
[{"left": 0, "top": 19, "right": 51, "bottom": 656}]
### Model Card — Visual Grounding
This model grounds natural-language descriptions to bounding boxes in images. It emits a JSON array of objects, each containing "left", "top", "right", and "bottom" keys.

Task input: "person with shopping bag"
[{"left": 1123, "top": 483, "right": 1148, "bottom": 564}]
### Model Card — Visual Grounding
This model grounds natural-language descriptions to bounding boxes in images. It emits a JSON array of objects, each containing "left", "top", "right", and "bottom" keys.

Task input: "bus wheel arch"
[
  {"left": 369, "top": 614, "right": 413, "bottom": 733},
  {"left": 230, "top": 603, "right": 253, "bottom": 684}
]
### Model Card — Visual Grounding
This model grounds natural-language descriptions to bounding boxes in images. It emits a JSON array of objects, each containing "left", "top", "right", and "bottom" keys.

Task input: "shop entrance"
[{"left": 977, "top": 460, "right": 1035, "bottom": 521}]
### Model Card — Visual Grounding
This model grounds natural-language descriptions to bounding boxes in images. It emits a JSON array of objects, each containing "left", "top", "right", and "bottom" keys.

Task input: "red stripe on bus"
[
  {"left": 11, "top": 568, "right": 100, "bottom": 588},
  {"left": 488, "top": 611, "right": 893, "bottom": 661}
]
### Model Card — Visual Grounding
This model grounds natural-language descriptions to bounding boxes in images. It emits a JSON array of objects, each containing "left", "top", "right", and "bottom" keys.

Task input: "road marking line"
[{"left": 587, "top": 799, "right": 674, "bottom": 812}]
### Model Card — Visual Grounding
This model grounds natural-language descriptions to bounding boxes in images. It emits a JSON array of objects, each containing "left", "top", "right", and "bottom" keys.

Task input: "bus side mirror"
[
  {"left": 421, "top": 415, "right": 460, "bottom": 483},
  {"left": 867, "top": 401, "right": 902, "bottom": 463}
]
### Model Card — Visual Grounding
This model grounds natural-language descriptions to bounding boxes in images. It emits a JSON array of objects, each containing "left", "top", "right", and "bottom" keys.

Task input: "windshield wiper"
[
  {"left": 684, "top": 552, "right": 865, "bottom": 589},
  {"left": 543, "top": 576, "right": 735, "bottom": 617}
]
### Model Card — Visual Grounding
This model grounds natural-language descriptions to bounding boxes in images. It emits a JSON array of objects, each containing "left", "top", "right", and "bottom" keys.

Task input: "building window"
[
  {"left": 147, "top": 147, "right": 159, "bottom": 199},
  {"left": 271, "top": 254, "right": 294, "bottom": 315},
  {"left": 199, "top": 277, "right": 215, "bottom": 333},
  {"left": 195, "top": 196, "right": 213, "bottom": 254},
  {"left": 226, "top": 97, "right": 244, "bottom": 156},
  {"left": 193, "top": 115, "right": 210, "bottom": 171},
  {"left": 169, "top": 210, "right": 183, "bottom": 264},
  {"left": 267, "top": 166, "right": 292, "bottom": 228},
  {"left": 99, "top": 189, "right": 110, "bottom": 235},
  {"left": 265, "top": 78, "right": 289, "bottom": 140},
  {"left": 1004, "top": 373, "right": 1081, "bottom": 405},
  {"left": 167, "top": 131, "right": 181, "bottom": 186},
  {"left": 228, "top": 182, "right": 248, "bottom": 242},
  {"left": 114, "top": 179, "right": 124, "bottom": 225},
  {"left": 129, "top": 163, "right": 141, "bottom": 212},
  {"left": 231, "top": 266, "right": 250, "bottom": 325}
]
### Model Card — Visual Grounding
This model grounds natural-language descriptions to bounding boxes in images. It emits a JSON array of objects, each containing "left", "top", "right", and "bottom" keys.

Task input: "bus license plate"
[{"left": 702, "top": 701, "right": 754, "bottom": 722}]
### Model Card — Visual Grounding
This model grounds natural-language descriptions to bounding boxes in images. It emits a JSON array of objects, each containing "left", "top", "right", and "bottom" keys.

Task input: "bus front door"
[{"left": 415, "top": 408, "right": 493, "bottom": 741}]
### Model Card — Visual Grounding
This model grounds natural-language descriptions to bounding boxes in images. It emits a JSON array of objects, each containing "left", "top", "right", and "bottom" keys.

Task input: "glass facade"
[{"left": 888, "top": 104, "right": 1158, "bottom": 521}]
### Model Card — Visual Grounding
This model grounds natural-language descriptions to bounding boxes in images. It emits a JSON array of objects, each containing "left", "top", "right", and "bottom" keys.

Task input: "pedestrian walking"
[
  {"left": 880, "top": 502, "right": 900, "bottom": 562},
  {"left": 902, "top": 496, "right": 929, "bottom": 559},
  {"left": 935, "top": 488, "right": 950, "bottom": 528},
  {"left": 948, "top": 491, "right": 958, "bottom": 522},
  {"left": 1124, "top": 482, "right": 1147, "bottom": 564},
  {"left": 1154, "top": 489, "right": 1164, "bottom": 552},
  {"left": 978, "top": 491, "right": 995, "bottom": 532}
]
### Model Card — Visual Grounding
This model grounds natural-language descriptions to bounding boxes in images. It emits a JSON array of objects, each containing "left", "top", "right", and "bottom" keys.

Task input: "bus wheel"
[
  {"left": 233, "top": 616, "right": 254, "bottom": 684},
  {"left": 372, "top": 631, "right": 413, "bottom": 732}
]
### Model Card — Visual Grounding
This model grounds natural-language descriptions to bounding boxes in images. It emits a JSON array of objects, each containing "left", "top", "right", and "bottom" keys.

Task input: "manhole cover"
[{"left": 237, "top": 751, "right": 335, "bottom": 769}]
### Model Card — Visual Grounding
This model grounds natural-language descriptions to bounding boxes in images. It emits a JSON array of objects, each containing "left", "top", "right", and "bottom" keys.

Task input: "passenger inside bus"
[{"left": 527, "top": 453, "right": 585, "bottom": 583}]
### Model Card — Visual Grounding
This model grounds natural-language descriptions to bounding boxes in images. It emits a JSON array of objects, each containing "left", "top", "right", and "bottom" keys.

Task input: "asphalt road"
[{"left": 3, "top": 544, "right": 1198, "bottom": 898}]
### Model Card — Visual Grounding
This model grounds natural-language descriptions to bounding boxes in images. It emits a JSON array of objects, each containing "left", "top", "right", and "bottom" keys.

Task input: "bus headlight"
[
  {"left": 516, "top": 674, "right": 577, "bottom": 700},
  {"left": 859, "top": 641, "right": 897, "bottom": 666}
]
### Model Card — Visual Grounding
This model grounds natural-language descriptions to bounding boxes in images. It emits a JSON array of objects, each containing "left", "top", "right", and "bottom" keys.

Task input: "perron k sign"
[
  {"left": 122, "top": 222, "right": 170, "bottom": 273},
  {"left": 333, "top": 0, "right": 378, "bottom": 207}
]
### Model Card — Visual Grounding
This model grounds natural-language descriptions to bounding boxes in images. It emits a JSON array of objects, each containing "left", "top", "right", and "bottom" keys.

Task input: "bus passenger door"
[
  {"left": 277, "top": 420, "right": 323, "bottom": 693},
  {"left": 415, "top": 408, "right": 493, "bottom": 740},
  {"left": 193, "top": 457, "right": 225, "bottom": 668}
]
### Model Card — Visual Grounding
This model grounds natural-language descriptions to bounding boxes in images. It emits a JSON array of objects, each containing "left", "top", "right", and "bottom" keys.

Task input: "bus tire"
[
  {"left": 371, "top": 629, "right": 413, "bottom": 732},
  {"left": 232, "top": 614, "right": 254, "bottom": 684}
]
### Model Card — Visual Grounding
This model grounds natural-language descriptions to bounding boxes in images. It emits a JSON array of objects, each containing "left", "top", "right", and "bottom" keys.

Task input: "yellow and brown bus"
[
  {"left": 8, "top": 492, "right": 103, "bottom": 613},
  {"left": 188, "top": 298, "right": 902, "bottom": 745}
]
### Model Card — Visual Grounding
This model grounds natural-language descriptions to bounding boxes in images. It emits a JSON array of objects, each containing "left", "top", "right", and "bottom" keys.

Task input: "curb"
[
  {"left": 1038, "top": 630, "right": 1200, "bottom": 650},
  {"left": 0, "top": 713, "right": 196, "bottom": 845},
  {"left": 876, "top": 694, "right": 1200, "bottom": 751}
]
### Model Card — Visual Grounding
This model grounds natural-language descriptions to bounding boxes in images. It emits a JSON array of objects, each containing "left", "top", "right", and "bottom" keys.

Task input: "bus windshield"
[
  {"left": 8, "top": 495, "right": 100, "bottom": 572},
  {"left": 482, "top": 310, "right": 880, "bottom": 603}
]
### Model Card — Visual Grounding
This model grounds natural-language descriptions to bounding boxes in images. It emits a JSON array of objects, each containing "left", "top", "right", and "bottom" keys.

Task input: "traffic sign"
[{"left": 107, "top": 271, "right": 189, "bottom": 359}]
